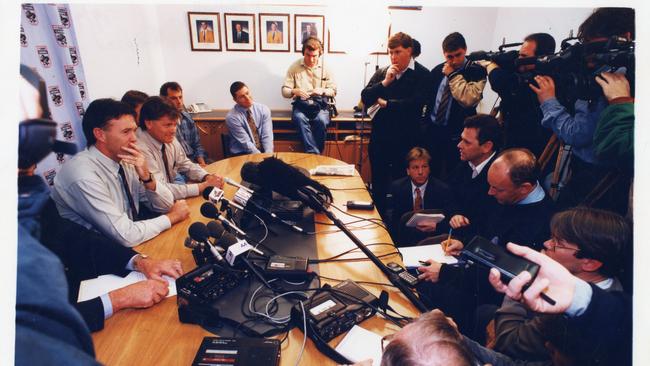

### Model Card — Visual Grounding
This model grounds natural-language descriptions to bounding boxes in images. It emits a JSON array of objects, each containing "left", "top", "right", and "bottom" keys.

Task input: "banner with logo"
[{"left": 20, "top": 4, "right": 89, "bottom": 185}]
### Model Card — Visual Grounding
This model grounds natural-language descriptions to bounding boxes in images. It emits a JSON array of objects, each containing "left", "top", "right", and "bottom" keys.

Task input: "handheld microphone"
[
  {"left": 184, "top": 236, "right": 202, "bottom": 249},
  {"left": 224, "top": 176, "right": 254, "bottom": 194},
  {"left": 202, "top": 186, "right": 246, "bottom": 211},
  {"left": 200, "top": 202, "right": 246, "bottom": 237},
  {"left": 188, "top": 222, "right": 225, "bottom": 262},
  {"left": 232, "top": 187, "right": 305, "bottom": 234},
  {"left": 219, "top": 231, "right": 272, "bottom": 289}
]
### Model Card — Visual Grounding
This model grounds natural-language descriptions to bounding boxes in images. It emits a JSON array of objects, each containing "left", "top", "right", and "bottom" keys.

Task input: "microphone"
[
  {"left": 219, "top": 231, "right": 272, "bottom": 289},
  {"left": 200, "top": 202, "right": 246, "bottom": 237},
  {"left": 184, "top": 236, "right": 202, "bottom": 249},
  {"left": 224, "top": 176, "right": 254, "bottom": 194},
  {"left": 188, "top": 222, "right": 225, "bottom": 262},
  {"left": 202, "top": 186, "right": 246, "bottom": 211},
  {"left": 232, "top": 187, "right": 305, "bottom": 234}
]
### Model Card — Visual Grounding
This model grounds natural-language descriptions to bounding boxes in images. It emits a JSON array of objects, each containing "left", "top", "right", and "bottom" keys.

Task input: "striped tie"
[{"left": 435, "top": 83, "right": 451, "bottom": 125}]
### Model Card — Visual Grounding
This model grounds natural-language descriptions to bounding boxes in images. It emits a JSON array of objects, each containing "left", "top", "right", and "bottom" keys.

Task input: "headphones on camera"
[{"left": 301, "top": 36, "right": 323, "bottom": 56}]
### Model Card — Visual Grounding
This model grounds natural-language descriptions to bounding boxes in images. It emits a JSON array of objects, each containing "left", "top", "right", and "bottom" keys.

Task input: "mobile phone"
[
  {"left": 460, "top": 236, "right": 540, "bottom": 284},
  {"left": 346, "top": 200, "right": 374, "bottom": 210}
]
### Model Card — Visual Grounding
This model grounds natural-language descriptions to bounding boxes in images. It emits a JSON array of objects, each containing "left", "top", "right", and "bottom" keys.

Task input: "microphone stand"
[{"left": 302, "top": 190, "right": 428, "bottom": 313}]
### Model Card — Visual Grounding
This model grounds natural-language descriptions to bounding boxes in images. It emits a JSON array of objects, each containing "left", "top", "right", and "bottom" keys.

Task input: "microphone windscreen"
[
  {"left": 219, "top": 231, "right": 239, "bottom": 249},
  {"left": 200, "top": 202, "right": 218, "bottom": 219},
  {"left": 188, "top": 222, "right": 209, "bottom": 242},
  {"left": 240, "top": 161, "right": 262, "bottom": 185},
  {"left": 202, "top": 186, "right": 214, "bottom": 200},
  {"left": 207, "top": 220, "right": 226, "bottom": 238}
]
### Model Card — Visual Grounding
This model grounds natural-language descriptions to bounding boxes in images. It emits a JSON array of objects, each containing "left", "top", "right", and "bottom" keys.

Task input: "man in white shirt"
[
  {"left": 51, "top": 98, "right": 189, "bottom": 247},
  {"left": 137, "top": 96, "right": 223, "bottom": 199}
]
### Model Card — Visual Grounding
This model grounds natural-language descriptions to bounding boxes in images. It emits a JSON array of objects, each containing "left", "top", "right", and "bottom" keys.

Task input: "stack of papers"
[
  {"left": 399, "top": 244, "right": 459, "bottom": 268},
  {"left": 310, "top": 164, "right": 356, "bottom": 176},
  {"left": 405, "top": 213, "right": 445, "bottom": 227},
  {"left": 78, "top": 271, "right": 177, "bottom": 302},
  {"left": 335, "top": 325, "right": 383, "bottom": 366}
]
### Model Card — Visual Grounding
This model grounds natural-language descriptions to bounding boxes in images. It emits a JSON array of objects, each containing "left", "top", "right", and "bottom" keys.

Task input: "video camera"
[{"left": 466, "top": 41, "right": 523, "bottom": 71}]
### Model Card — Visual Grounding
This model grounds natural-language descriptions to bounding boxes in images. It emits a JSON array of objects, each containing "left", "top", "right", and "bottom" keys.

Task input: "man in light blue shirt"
[{"left": 225, "top": 81, "right": 274, "bottom": 155}]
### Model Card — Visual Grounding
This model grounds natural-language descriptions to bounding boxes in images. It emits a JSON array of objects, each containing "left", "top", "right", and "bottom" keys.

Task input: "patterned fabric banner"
[{"left": 20, "top": 4, "right": 89, "bottom": 185}]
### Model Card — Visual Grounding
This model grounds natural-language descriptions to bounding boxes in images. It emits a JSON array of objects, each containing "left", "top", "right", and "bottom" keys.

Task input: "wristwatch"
[
  {"left": 134, "top": 253, "right": 149, "bottom": 271},
  {"left": 140, "top": 172, "right": 153, "bottom": 184}
]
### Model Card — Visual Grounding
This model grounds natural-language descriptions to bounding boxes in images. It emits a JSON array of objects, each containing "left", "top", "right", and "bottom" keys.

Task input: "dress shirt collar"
[
  {"left": 138, "top": 128, "right": 165, "bottom": 151},
  {"left": 517, "top": 181, "right": 545, "bottom": 205},
  {"left": 411, "top": 179, "right": 428, "bottom": 197},
  {"left": 396, "top": 58, "right": 416, "bottom": 80},
  {"left": 595, "top": 277, "right": 614, "bottom": 290},
  {"left": 234, "top": 103, "right": 255, "bottom": 114},
  {"left": 88, "top": 145, "right": 121, "bottom": 177},
  {"left": 468, "top": 152, "right": 496, "bottom": 178},
  {"left": 300, "top": 59, "right": 321, "bottom": 70}
]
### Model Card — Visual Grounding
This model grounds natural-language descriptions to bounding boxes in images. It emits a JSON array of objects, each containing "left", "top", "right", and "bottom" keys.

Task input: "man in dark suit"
[
  {"left": 233, "top": 22, "right": 249, "bottom": 43},
  {"left": 361, "top": 32, "right": 433, "bottom": 215},
  {"left": 423, "top": 32, "right": 487, "bottom": 179},
  {"left": 386, "top": 147, "right": 452, "bottom": 246},
  {"left": 445, "top": 114, "right": 502, "bottom": 239}
]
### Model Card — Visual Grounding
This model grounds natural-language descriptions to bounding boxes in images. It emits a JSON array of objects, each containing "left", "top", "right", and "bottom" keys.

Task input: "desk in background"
[
  {"left": 191, "top": 110, "right": 372, "bottom": 183},
  {"left": 91, "top": 153, "right": 417, "bottom": 365}
]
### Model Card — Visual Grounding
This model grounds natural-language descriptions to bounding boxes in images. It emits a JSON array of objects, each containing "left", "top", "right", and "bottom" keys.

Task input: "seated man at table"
[
  {"left": 160, "top": 81, "right": 209, "bottom": 166},
  {"left": 50, "top": 98, "right": 190, "bottom": 247},
  {"left": 225, "top": 81, "right": 274, "bottom": 155},
  {"left": 137, "top": 96, "right": 224, "bottom": 199},
  {"left": 385, "top": 147, "right": 452, "bottom": 246},
  {"left": 416, "top": 148, "right": 555, "bottom": 333}
]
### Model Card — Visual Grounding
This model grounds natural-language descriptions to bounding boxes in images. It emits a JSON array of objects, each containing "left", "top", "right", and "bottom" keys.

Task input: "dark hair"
[
  {"left": 388, "top": 32, "right": 413, "bottom": 50},
  {"left": 138, "top": 96, "right": 181, "bottom": 129},
  {"left": 230, "top": 81, "right": 247, "bottom": 98},
  {"left": 405, "top": 147, "right": 431, "bottom": 166},
  {"left": 578, "top": 7, "right": 635, "bottom": 41},
  {"left": 496, "top": 148, "right": 538, "bottom": 186},
  {"left": 463, "top": 114, "right": 503, "bottom": 151},
  {"left": 524, "top": 33, "right": 556, "bottom": 56},
  {"left": 301, "top": 37, "right": 323, "bottom": 55},
  {"left": 550, "top": 207, "right": 630, "bottom": 277},
  {"left": 442, "top": 32, "right": 467, "bottom": 52},
  {"left": 82, "top": 98, "right": 135, "bottom": 146},
  {"left": 412, "top": 39, "right": 421, "bottom": 58},
  {"left": 159, "top": 81, "right": 182, "bottom": 96},
  {"left": 120, "top": 90, "right": 149, "bottom": 109}
]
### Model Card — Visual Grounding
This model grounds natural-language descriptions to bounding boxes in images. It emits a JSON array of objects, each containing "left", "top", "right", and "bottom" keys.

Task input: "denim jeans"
[{"left": 292, "top": 107, "right": 330, "bottom": 154}]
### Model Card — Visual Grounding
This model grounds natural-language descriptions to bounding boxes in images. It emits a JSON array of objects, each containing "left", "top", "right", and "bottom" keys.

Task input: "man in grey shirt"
[
  {"left": 51, "top": 98, "right": 190, "bottom": 247},
  {"left": 137, "top": 96, "right": 223, "bottom": 199}
]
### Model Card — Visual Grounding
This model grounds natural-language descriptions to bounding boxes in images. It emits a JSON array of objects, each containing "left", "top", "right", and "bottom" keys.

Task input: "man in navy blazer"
[{"left": 385, "top": 147, "right": 452, "bottom": 246}]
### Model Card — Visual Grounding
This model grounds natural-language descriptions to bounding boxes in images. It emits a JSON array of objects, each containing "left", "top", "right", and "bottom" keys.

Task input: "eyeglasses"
[
  {"left": 381, "top": 334, "right": 395, "bottom": 352},
  {"left": 547, "top": 239, "right": 580, "bottom": 253}
]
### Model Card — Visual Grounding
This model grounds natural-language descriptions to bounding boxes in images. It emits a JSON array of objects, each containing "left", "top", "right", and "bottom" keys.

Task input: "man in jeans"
[{"left": 281, "top": 37, "right": 336, "bottom": 154}]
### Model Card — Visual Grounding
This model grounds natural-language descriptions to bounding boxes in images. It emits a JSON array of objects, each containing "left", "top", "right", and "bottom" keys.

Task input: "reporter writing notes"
[
  {"left": 51, "top": 99, "right": 190, "bottom": 247},
  {"left": 137, "top": 96, "right": 224, "bottom": 200},
  {"left": 361, "top": 32, "right": 432, "bottom": 214}
]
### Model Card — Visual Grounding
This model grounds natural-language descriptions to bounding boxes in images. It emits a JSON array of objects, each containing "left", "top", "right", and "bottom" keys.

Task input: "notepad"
[
  {"left": 310, "top": 164, "right": 356, "bottom": 176},
  {"left": 400, "top": 244, "right": 459, "bottom": 268},
  {"left": 334, "top": 325, "right": 383, "bottom": 366},
  {"left": 77, "top": 271, "right": 177, "bottom": 302},
  {"left": 405, "top": 212, "right": 446, "bottom": 227}
]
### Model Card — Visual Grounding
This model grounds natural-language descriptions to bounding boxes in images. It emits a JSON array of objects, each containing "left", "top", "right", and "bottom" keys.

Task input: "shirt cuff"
[
  {"left": 126, "top": 254, "right": 139, "bottom": 271},
  {"left": 540, "top": 97, "right": 560, "bottom": 111},
  {"left": 565, "top": 278, "right": 592, "bottom": 317},
  {"left": 100, "top": 293, "right": 114, "bottom": 319}
]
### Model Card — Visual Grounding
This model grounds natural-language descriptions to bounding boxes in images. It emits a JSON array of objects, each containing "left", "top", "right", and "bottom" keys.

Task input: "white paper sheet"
[
  {"left": 400, "top": 243, "right": 458, "bottom": 268},
  {"left": 77, "top": 271, "right": 177, "bottom": 302},
  {"left": 334, "top": 325, "right": 383, "bottom": 366}
]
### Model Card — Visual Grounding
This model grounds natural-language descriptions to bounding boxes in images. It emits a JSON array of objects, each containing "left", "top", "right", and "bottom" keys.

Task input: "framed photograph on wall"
[
  {"left": 327, "top": 29, "right": 345, "bottom": 54},
  {"left": 371, "top": 25, "right": 392, "bottom": 55},
  {"left": 294, "top": 14, "right": 324, "bottom": 53},
  {"left": 224, "top": 13, "right": 256, "bottom": 51},
  {"left": 259, "top": 13, "right": 290, "bottom": 52},
  {"left": 188, "top": 12, "right": 221, "bottom": 51}
]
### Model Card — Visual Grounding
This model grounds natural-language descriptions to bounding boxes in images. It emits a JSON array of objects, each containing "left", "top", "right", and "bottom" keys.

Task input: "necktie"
[
  {"left": 414, "top": 187, "right": 423, "bottom": 211},
  {"left": 435, "top": 83, "right": 451, "bottom": 125},
  {"left": 246, "top": 109, "right": 262, "bottom": 151},
  {"left": 272, "top": 31, "right": 276, "bottom": 40},
  {"left": 161, "top": 144, "right": 173, "bottom": 182},
  {"left": 118, "top": 165, "right": 138, "bottom": 220}
]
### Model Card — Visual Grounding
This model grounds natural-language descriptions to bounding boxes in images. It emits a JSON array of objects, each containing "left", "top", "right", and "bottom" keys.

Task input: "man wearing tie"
[
  {"left": 50, "top": 99, "right": 190, "bottom": 247},
  {"left": 225, "top": 81, "right": 274, "bottom": 155},
  {"left": 233, "top": 22, "right": 249, "bottom": 43},
  {"left": 267, "top": 22, "right": 282, "bottom": 43},
  {"left": 136, "top": 96, "right": 224, "bottom": 200},
  {"left": 385, "top": 147, "right": 452, "bottom": 246},
  {"left": 424, "top": 32, "right": 487, "bottom": 179},
  {"left": 198, "top": 21, "right": 214, "bottom": 43}
]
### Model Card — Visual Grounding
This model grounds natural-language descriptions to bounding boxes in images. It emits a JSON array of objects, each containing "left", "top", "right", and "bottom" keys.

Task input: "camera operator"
[
  {"left": 476, "top": 33, "right": 556, "bottom": 157},
  {"left": 528, "top": 7, "right": 634, "bottom": 216}
]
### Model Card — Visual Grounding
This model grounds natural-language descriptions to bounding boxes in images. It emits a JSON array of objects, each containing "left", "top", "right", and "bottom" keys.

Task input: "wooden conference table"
[{"left": 92, "top": 152, "right": 419, "bottom": 365}]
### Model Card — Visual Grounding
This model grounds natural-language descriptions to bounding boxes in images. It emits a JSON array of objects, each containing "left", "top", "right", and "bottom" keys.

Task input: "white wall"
[{"left": 70, "top": 3, "right": 593, "bottom": 113}]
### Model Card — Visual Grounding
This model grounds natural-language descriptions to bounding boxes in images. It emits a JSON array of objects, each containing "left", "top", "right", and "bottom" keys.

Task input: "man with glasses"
[{"left": 491, "top": 206, "right": 629, "bottom": 361}]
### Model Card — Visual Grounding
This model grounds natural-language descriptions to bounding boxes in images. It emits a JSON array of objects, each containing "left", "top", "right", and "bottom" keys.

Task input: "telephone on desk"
[{"left": 187, "top": 103, "right": 211, "bottom": 113}]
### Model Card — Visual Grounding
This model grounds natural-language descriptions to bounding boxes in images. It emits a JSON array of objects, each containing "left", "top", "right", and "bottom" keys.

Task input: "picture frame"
[
  {"left": 259, "top": 13, "right": 290, "bottom": 52},
  {"left": 327, "top": 29, "right": 345, "bottom": 54},
  {"left": 371, "top": 25, "right": 392, "bottom": 55},
  {"left": 188, "top": 12, "right": 221, "bottom": 51},
  {"left": 224, "top": 13, "right": 256, "bottom": 52},
  {"left": 294, "top": 14, "right": 324, "bottom": 53}
]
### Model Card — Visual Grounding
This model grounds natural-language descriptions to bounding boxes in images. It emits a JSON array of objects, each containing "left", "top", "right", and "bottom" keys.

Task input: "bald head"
[{"left": 487, "top": 148, "right": 538, "bottom": 205}]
